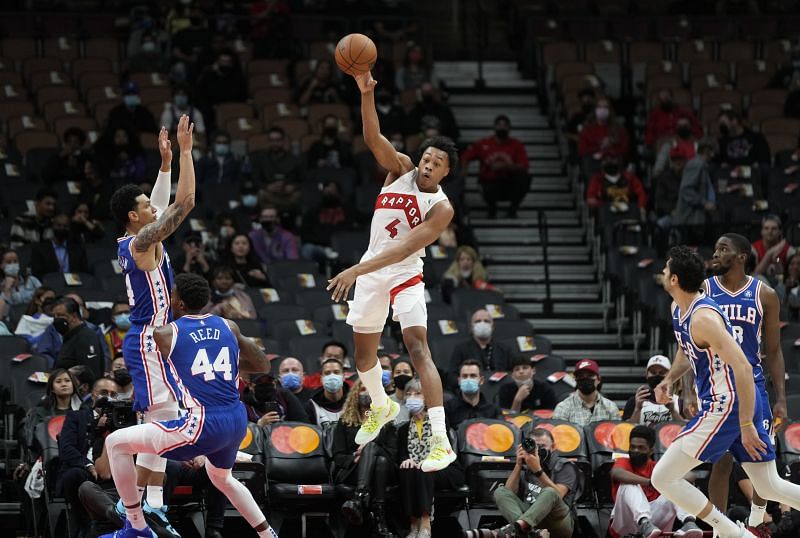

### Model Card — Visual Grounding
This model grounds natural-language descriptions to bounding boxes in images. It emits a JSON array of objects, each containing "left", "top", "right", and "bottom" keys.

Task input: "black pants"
[
  {"left": 398, "top": 462, "right": 465, "bottom": 518},
  {"left": 57, "top": 467, "right": 93, "bottom": 538},
  {"left": 339, "top": 443, "right": 396, "bottom": 503},
  {"left": 480, "top": 172, "right": 531, "bottom": 217}
]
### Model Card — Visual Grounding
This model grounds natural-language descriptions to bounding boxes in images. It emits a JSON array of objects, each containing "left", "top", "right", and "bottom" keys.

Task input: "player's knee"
[
  {"left": 650, "top": 462, "right": 670, "bottom": 491},
  {"left": 402, "top": 335, "right": 428, "bottom": 359}
]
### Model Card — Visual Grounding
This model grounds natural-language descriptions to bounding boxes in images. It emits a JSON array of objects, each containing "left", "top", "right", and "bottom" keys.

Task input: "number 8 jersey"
[{"left": 165, "top": 313, "right": 241, "bottom": 409}]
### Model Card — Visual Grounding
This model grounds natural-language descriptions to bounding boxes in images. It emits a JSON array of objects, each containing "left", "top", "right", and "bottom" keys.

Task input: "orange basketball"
[{"left": 334, "top": 33, "right": 377, "bottom": 76}]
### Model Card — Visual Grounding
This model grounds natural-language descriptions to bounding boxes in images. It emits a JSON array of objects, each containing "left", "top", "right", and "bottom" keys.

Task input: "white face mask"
[
  {"left": 460, "top": 269, "right": 473, "bottom": 279},
  {"left": 473, "top": 320, "right": 492, "bottom": 339},
  {"left": 3, "top": 263, "right": 20, "bottom": 277},
  {"left": 605, "top": 174, "right": 621, "bottom": 184}
]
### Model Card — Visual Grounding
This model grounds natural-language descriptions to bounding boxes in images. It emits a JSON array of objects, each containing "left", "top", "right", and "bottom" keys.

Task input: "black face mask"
[
  {"left": 660, "top": 101, "right": 674, "bottom": 112},
  {"left": 629, "top": 452, "right": 650, "bottom": 468},
  {"left": 323, "top": 126, "right": 338, "bottom": 139},
  {"left": 393, "top": 374, "right": 412, "bottom": 390},
  {"left": 254, "top": 383, "right": 276, "bottom": 403},
  {"left": 576, "top": 378, "right": 596, "bottom": 395},
  {"left": 495, "top": 129, "right": 509, "bottom": 140},
  {"left": 321, "top": 194, "right": 340, "bottom": 206},
  {"left": 647, "top": 375, "right": 665, "bottom": 390},
  {"left": 53, "top": 228, "right": 70, "bottom": 242},
  {"left": 676, "top": 125, "right": 692, "bottom": 139},
  {"left": 603, "top": 163, "right": 620, "bottom": 176},
  {"left": 113, "top": 368, "right": 132, "bottom": 386},
  {"left": 719, "top": 124, "right": 730, "bottom": 137},
  {"left": 582, "top": 102, "right": 594, "bottom": 113},
  {"left": 260, "top": 221, "right": 276, "bottom": 233},
  {"left": 53, "top": 317, "right": 70, "bottom": 335},
  {"left": 422, "top": 94, "right": 435, "bottom": 103}
]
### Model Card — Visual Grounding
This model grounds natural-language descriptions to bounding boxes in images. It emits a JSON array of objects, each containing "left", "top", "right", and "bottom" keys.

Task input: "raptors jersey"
[
  {"left": 703, "top": 276, "right": 764, "bottom": 384},
  {"left": 364, "top": 168, "right": 450, "bottom": 271}
]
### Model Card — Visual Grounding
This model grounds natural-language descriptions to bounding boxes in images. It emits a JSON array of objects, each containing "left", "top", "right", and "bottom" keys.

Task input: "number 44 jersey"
[{"left": 166, "top": 313, "right": 241, "bottom": 409}]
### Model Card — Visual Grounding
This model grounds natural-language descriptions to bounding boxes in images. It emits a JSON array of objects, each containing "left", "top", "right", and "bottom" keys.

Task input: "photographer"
[{"left": 240, "top": 373, "right": 310, "bottom": 426}]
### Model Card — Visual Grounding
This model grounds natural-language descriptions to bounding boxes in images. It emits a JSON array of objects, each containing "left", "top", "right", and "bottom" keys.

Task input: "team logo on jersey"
[
  {"left": 744, "top": 290, "right": 752, "bottom": 298},
  {"left": 375, "top": 193, "right": 423, "bottom": 228}
]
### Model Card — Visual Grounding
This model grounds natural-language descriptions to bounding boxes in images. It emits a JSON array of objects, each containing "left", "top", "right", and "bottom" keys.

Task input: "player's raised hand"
[
  {"left": 654, "top": 377, "right": 672, "bottom": 405},
  {"left": 176, "top": 114, "right": 195, "bottom": 153},
  {"left": 158, "top": 126, "right": 172, "bottom": 164},
  {"left": 741, "top": 424, "right": 768, "bottom": 461},
  {"left": 327, "top": 266, "right": 358, "bottom": 303},
  {"left": 354, "top": 71, "right": 377, "bottom": 94}
]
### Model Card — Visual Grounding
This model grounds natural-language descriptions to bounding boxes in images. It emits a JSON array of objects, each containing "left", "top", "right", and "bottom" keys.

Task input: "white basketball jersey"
[{"left": 362, "top": 168, "right": 450, "bottom": 271}]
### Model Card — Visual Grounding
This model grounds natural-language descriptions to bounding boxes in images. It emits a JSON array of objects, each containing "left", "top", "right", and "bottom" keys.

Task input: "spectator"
[
  {"left": 249, "top": 206, "right": 299, "bottom": 265},
  {"left": 375, "top": 87, "right": 407, "bottom": 135},
  {"left": 333, "top": 381, "right": 397, "bottom": 535},
  {"left": 68, "top": 365, "right": 96, "bottom": 402},
  {"left": 160, "top": 83, "right": 206, "bottom": 147},
  {"left": 564, "top": 88, "right": 597, "bottom": 149},
  {"left": 444, "top": 359, "right": 501, "bottom": 427},
  {"left": 303, "top": 340, "right": 353, "bottom": 390},
  {"left": 106, "top": 81, "right": 157, "bottom": 136},
  {"left": 306, "top": 114, "right": 354, "bottom": 170},
  {"left": 717, "top": 109, "right": 771, "bottom": 169},
  {"left": 230, "top": 180, "right": 262, "bottom": 236},
  {"left": 10, "top": 187, "right": 56, "bottom": 249},
  {"left": 396, "top": 377, "right": 464, "bottom": 538},
  {"left": 609, "top": 425, "right": 701, "bottom": 538},
  {"left": 552, "top": 359, "right": 620, "bottom": 426},
  {"left": 196, "top": 49, "right": 247, "bottom": 131},
  {"left": 30, "top": 213, "right": 89, "bottom": 279},
  {"left": 241, "top": 373, "right": 310, "bottom": 426},
  {"left": 15, "top": 286, "right": 56, "bottom": 341},
  {"left": 776, "top": 253, "right": 800, "bottom": 318},
  {"left": 785, "top": 76, "right": 800, "bottom": 119},
  {"left": 305, "top": 357, "right": 351, "bottom": 426},
  {"left": 210, "top": 212, "right": 238, "bottom": 259},
  {"left": 70, "top": 203, "right": 105, "bottom": 244},
  {"left": 222, "top": 233, "right": 269, "bottom": 288},
  {"left": 252, "top": 127, "right": 304, "bottom": 207},
  {"left": 585, "top": 155, "right": 648, "bottom": 221},
  {"left": 42, "top": 127, "right": 89, "bottom": 185},
  {"left": 202, "top": 266, "right": 257, "bottom": 320},
  {"left": 622, "top": 355, "right": 683, "bottom": 427},
  {"left": 653, "top": 116, "right": 698, "bottom": 177},
  {"left": 395, "top": 43, "right": 437, "bottom": 91},
  {"left": 448, "top": 309, "right": 514, "bottom": 383},
  {"left": 77, "top": 157, "right": 114, "bottom": 221},
  {"left": 106, "top": 356, "right": 133, "bottom": 401},
  {"left": 52, "top": 297, "right": 105, "bottom": 378},
  {"left": 497, "top": 356, "right": 557, "bottom": 413},
  {"left": 277, "top": 357, "right": 313, "bottom": 403},
  {"left": 36, "top": 293, "right": 107, "bottom": 367},
  {"left": 653, "top": 147, "right": 688, "bottom": 228},
  {"left": 296, "top": 59, "right": 344, "bottom": 106},
  {"left": 0, "top": 248, "right": 42, "bottom": 325},
  {"left": 406, "top": 82, "right": 459, "bottom": 141},
  {"left": 753, "top": 215, "right": 796, "bottom": 281},
  {"left": 126, "top": 31, "right": 169, "bottom": 73},
  {"left": 174, "top": 233, "right": 212, "bottom": 280},
  {"left": 300, "top": 180, "right": 355, "bottom": 265},
  {"left": 441, "top": 246, "right": 494, "bottom": 304},
  {"left": 389, "top": 357, "right": 415, "bottom": 425},
  {"left": 197, "top": 130, "right": 243, "bottom": 184},
  {"left": 461, "top": 114, "right": 530, "bottom": 219},
  {"left": 169, "top": 14, "right": 208, "bottom": 82},
  {"left": 673, "top": 137, "right": 718, "bottom": 244},
  {"left": 104, "top": 300, "right": 131, "bottom": 361},
  {"left": 94, "top": 127, "right": 147, "bottom": 184},
  {"left": 644, "top": 89, "right": 703, "bottom": 149},
  {"left": 577, "top": 96, "right": 629, "bottom": 171},
  {"left": 249, "top": 0, "right": 296, "bottom": 59}
]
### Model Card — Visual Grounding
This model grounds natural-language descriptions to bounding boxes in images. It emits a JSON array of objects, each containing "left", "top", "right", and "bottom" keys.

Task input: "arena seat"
[
  {"left": 583, "top": 421, "right": 634, "bottom": 506},
  {"left": 42, "top": 37, "right": 79, "bottom": 63},
  {"left": 9, "top": 354, "right": 50, "bottom": 407},
  {"left": 34, "top": 416, "right": 70, "bottom": 538},
  {"left": 288, "top": 336, "right": 332, "bottom": 371},
  {"left": 42, "top": 272, "right": 99, "bottom": 294}
]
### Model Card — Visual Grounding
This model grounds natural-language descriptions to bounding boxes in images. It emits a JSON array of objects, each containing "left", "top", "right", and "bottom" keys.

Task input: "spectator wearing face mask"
[
  {"left": 240, "top": 374, "right": 310, "bottom": 427},
  {"left": 231, "top": 181, "right": 262, "bottom": 232},
  {"left": 248, "top": 205, "right": 299, "bottom": 265},
  {"left": 305, "top": 358, "right": 351, "bottom": 427},
  {"left": 577, "top": 97, "right": 629, "bottom": 175},
  {"left": 306, "top": 114, "right": 354, "bottom": 170},
  {"left": 30, "top": 213, "right": 89, "bottom": 280},
  {"left": 406, "top": 82, "right": 459, "bottom": 141},
  {"left": 717, "top": 109, "right": 771, "bottom": 169},
  {"left": 444, "top": 359, "right": 501, "bottom": 427},
  {"left": 253, "top": 127, "right": 304, "bottom": 212},
  {"left": 106, "top": 81, "right": 157, "bottom": 137},
  {"left": 644, "top": 89, "right": 703, "bottom": 149},
  {"left": 277, "top": 357, "right": 312, "bottom": 403},
  {"left": 160, "top": 83, "right": 206, "bottom": 149},
  {"left": 106, "top": 355, "right": 133, "bottom": 400},
  {"left": 195, "top": 50, "right": 247, "bottom": 132},
  {"left": 448, "top": 309, "right": 514, "bottom": 387},
  {"left": 585, "top": 156, "right": 648, "bottom": 221},
  {"left": 104, "top": 300, "right": 131, "bottom": 361},
  {"left": 197, "top": 130, "right": 242, "bottom": 184},
  {"left": 497, "top": 356, "right": 557, "bottom": 413},
  {"left": 441, "top": 246, "right": 494, "bottom": 304},
  {"left": 389, "top": 357, "right": 415, "bottom": 425},
  {"left": 654, "top": 147, "right": 689, "bottom": 228},
  {"left": 201, "top": 266, "right": 257, "bottom": 320},
  {"left": 622, "top": 355, "right": 683, "bottom": 427},
  {"left": 52, "top": 297, "right": 105, "bottom": 379},
  {"left": 303, "top": 341, "right": 353, "bottom": 390},
  {"left": 0, "top": 249, "right": 42, "bottom": 325},
  {"left": 552, "top": 359, "right": 619, "bottom": 426},
  {"left": 15, "top": 286, "right": 56, "bottom": 343},
  {"left": 35, "top": 293, "right": 107, "bottom": 367},
  {"left": 564, "top": 87, "right": 597, "bottom": 150},
  {"left": 374, "top": 88, "right": 408, "bottom": 136},
  {"left": 42, "top": 127, "right": 89, "bottom": 185},
  {"left": 652, "top": 116, "right": 698, "bottom": 177},
  {"left": 126, "top": 31, "right": 169, "bottom": 74},
  {"left": 300, "top": 180, "right": 355, "bottom": 266}
]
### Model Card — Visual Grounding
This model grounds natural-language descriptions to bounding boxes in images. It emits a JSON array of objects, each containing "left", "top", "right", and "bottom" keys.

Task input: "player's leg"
[
  {"left": 137, "top": 399, "right": 180, "bottom": 510},
  {"left": 740, "top": 460, "right": 800, "bottom": 513},
  {"left": 204, "top": 461, "right": 278, "bottom": 538},
  {"left": 747, "top": 384, "right": 773, "bottom": 527},
  {"left": 708, "top": 453, "right": 734, "bottom": 513},
  {"left": 609, "top": 484, "right": 657, "bottom": 536}
]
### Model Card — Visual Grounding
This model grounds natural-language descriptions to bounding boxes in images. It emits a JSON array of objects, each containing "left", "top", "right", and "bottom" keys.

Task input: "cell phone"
[{"left": 262, "top": 402, "right": 279, "bottom": 414}]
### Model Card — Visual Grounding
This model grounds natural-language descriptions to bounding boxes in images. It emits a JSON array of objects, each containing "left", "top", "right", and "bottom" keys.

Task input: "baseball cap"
[
  {"left": 646, "top": 355, "right": 671, "bottom": 372},
  {"left": 574, "top": 359, "right": 600, "bottom": 377}
]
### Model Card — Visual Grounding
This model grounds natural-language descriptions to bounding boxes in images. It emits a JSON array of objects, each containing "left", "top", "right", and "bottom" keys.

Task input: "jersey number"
[
  {"left": 191, "top": 347, "right": 232, "bottom": 381},
  {"left": 385, "top": 218, "right": 401, "bottom": 238},
  {"left": 732, "top": 326, "right": 744, "bottom": 345}
]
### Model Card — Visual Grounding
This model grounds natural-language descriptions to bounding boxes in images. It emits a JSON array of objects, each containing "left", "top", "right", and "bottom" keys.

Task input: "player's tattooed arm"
[
  {"left": 132, "top": 194, "right": 195, "bottom": 253},
  {"left": 227, "top": 320, "right": 272, "bottom": 374}
]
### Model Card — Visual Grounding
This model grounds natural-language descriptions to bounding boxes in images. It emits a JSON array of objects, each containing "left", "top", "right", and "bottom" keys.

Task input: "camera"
[
  {"left": 94, "top": 397, "right": 137, "bottom": 431},
  {"left": 521, "top": 437, "right": 537, "bottom": 454}
]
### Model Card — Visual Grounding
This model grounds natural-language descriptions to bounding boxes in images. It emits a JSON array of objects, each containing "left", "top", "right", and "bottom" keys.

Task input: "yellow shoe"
[
  {"left": 420, "top": 434, "right": 456, "bottom": 472},
  {"left": 354, "top": 399, "right": 400, "bottom": 445}
]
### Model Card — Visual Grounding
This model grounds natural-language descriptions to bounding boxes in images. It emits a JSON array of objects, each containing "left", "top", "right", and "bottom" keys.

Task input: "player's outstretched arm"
[
  {"left": 355, "top": 71, "right": 414, "bottom": 181},
  {"left": 655, "top": 348, "right": 690, "bottom": 404},
  {"left": 226, "top": 319, "right": 272, "bottom": 374},
  {"left": 761, "top": 285, "right": 788, "bottom": 430},
  {"left": 150, "top": 127, "right": 173, "bottom": 218}
]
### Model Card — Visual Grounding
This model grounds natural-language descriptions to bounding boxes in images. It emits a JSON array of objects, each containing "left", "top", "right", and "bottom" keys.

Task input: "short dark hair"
[
  {"left": 668, "top": 245, "right": 706, "bottom": 292},
  {"left": 494, "top": 114, "right": 511, "bottom": 126},
  {"left": 212, "top": 265, "right": 235, "bottom": 279},
  {"left": 322, "top": 340, "right": 348, "bottom": 357},
  {"left": 55, "top": 297, "right": 81, "bottom": 319},
  {"left": 391, "top": 356, "right": 415, "bottom": 374},
  {"left": 36, "top": 187, "right": 58, "bottom": 202},
  {"left": 69, "top": 364, "right": 96, "bottom": 388},
  {"left": 418, "top": 135, "right": 458, "bottom": 169},
  {"left": 511, "top": 355, "right": 533, "bottom": 369},
  {"left": 721, "top": 233, "right": 751, "bottom": 257},
  {"left": 531, "top": 427, "right": 555, "bottom": 444},
  {"left": 459, "top": 358, "right": 483, "bottom": 374},
  {"left": 110, "top": 184, "right": 144, "bottom": 225},
  {"left": 762, "top": 214, "right": 782, "bottom": 228},
  {"left": 321, "top": 357, "right": 344, "bottom": 370},
  {"left": 174, "top": 273, "right": 211, "bottom": 311},
  {"left": 697, "top": 136, "right": 718, "bottom": 155},
  {"left": 630, "top": 425, "right": 656, "bottom": 448}
]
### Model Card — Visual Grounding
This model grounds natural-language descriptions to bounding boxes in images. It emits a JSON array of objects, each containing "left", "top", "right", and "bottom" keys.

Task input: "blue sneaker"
[
  {"left": 99, "top": 519, "right": 156, "bottom": 538},
  {"left": 114, "top": 498, "right": 125, "bottom": 520},
  {"left": 142, "top": 502, "right": 181, "bottom": 538}
]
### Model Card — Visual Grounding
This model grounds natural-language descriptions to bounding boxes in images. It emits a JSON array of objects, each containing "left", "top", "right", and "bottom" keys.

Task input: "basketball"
[{"left": 334, "top": 33, "right": 377, "bottom": 76}]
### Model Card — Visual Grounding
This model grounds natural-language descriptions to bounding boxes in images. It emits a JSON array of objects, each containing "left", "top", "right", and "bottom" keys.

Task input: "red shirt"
[
  {"left": 577, "top": 122, "right": 630, "bottom": 159},
  {"left": 586, "top": 170, "right": 648, "bottom": 209},
  {"left": 610, "top": 457, "right": 659, "bottom": 503},
  {"left": 644, "top": 105, "right": 703, "bottom": 147},
  {"left": 753, "top": 239, "right": 792, "bottom": 264},
  {"left": 461, "top": 136, "right": 529, "bottom": 183}
]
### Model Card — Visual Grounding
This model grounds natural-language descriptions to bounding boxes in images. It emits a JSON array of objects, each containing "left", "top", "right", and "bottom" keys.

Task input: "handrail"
[{"left": 538, "top": 209, "right": 553, "bottom": 315}]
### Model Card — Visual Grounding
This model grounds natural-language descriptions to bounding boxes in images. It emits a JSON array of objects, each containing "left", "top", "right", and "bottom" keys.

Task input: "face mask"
[
  {"left": 3, "top": 263, "right": 20, "bottom": 277},
  {"left": 124, "top": 95, "right": 141, "bottom": 107},
  {"left": 647, "top": 375, "right": 665, "bottom": 390},
  {"left": 215, "top": 288, "right": 235, "bottom": 298},
  {"left": 214, "top": 143, "right": 230, "bottom": 156},
  {"left": 514, "top": 377, "right": 533, "bottom": 388},
  {"left": 719, "top": 124, "right": 730, "bottom": 137},
  {"left": 219, "top": 226, "right": 234, "bottom": 239},
  {"left": 405, "top": 397, "right": 425, "bottom": 415},
  {"left": 322, "top": 374, "right": 343, "bottom": 393},
  {"left": 254, "top": 382, "right": 276, "bottom": 403},
  {"left": 473, "top": 321, "right": 492, "bottom": 339},
  {"left": 381, "top": 370, "right": 391, "bottom": 386},
  {"left": 629, "top": 452, "right": 650, "bottom": 468},
  {"left": 393, "top": 374, "right": 412, "bottom": 390},
  {"left": 459, "top": 378, "right": 480, "bottom": 395},
  {"left": 358, "top": 393, "right": 372, "bottom": 408},
  {"left": 660, "top": 100, "right": 674, "bottom": 112},
  {"left": 323, "top": 126, "right": 338, "bottom": 139},
  {"left": 280, "top": 373, "right": 302, "bottom": 391},
  {"left": 241, "top": 194, "right": 258, "bottom": 208},
  {"left": 595, "top": 107, "right": 610, "bottom": 121},
  {"left": 53, "top": 228, "right": 70, "bottom": 242},
  {"left": 174, "top": 94, "right": 189, "bottom": 108},
  {"left": 113, "top": 368, "right": 132, "bottom": 386},
  {"left": 605, "top": 174, "right": 621, "bottom": 184},
  {"left": 576, "top": 378, "right": 596, "bottom": 395},
  {"left": 114, "top": 313, "right": 131, "bottom": 330},
  {"left": 460, "top": 269, "right": 472, "bottom": 279},
  {"left": 260, "top": 221, "right": 276, "bottom": 233},
  {"left": 676, "top": 125, "right": 692, "bottom": 139},
  {"left": 141, "top": 41, "right": 156, "bottom": 53},
  {"left": 53, "top": 317, "right": 70, "bottom": 335},
  {"left": 495, "top": 129, "right": 509, "bottom": 140}
]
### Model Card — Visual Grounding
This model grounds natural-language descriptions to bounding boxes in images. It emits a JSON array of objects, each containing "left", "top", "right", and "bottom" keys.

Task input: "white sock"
[
  {"left": 701, "top": 507, "right": 739, "bottom": 537},
  {"left": 126, "top": 502, "right": 147, "bottom": 530},
  {"left": 428, "top": 406, "right": 447, "bottom": 435},
  {"left": 258, "top": 526, "right": 279, "bottom": 538},
  {"left": 358, "top": 361, "right": 388, "bottom": 409},
  {"left": 748, "top": 503, "right": 767, "bottom": 527},
  {"left": 146, "top": 485, "right": 164, "bottom": 510}
]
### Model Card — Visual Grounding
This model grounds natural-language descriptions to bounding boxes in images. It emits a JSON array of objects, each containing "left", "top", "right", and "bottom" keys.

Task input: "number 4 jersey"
[{"left": 165, "top": 313, "right": 241, "bottom": 409}]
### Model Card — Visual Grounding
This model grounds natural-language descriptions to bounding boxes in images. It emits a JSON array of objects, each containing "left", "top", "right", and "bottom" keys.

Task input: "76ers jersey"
[
  {"left": 117, "top": 236, "right": 174, "bottom": 326},
  {"left": 166, "top": 314, "right": 241, "bottom": 409},
  {"left": 364, "top": 168, "right": 450, "bottom": 271},
  {"left": 703, "top": 276, "right": 764, "bottom": 384}
]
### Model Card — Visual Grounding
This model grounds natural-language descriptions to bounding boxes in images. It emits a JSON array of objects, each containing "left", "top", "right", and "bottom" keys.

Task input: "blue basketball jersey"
[
  {"left": 117, "top": 236, "right": 174, "bottom": 326},
  {"left": 672, "top": 295, "right": 737, "bottom": 409},
  {"left": 703, "top": 276, "right": 764, "bottom": 384},
  {"left": 166, "top": 314, "right": 241, "bottom": 409}
]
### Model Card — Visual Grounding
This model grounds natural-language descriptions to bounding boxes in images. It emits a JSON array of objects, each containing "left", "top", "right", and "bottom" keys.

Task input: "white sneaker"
[
  {"left": 354, "top": 399, "right": 400, "bottom": 445},
  {"left": 420, "top": 434, "right": 457, "bottom": 472}
]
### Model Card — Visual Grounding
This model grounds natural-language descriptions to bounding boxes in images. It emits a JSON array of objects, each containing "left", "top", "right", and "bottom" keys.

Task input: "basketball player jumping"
[
  {"left": 651, "top": 246, "right": 800, "bottom": 538},
  {"left": 327, "top": 70, "right": 457, "bottom": 472},
  {"left": 108, "top": 115, "right": 194, "bottom": 514},
  {"left": 100, "top": 273, "right": 277, "bottom": 538}
]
